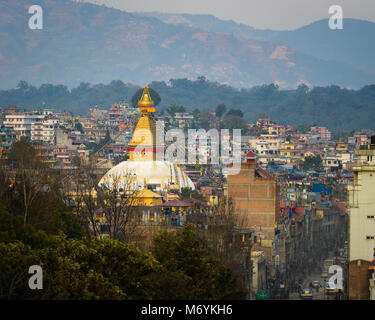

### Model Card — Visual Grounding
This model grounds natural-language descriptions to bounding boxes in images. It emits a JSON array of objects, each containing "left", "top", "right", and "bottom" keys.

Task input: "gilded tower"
[
  {"left": 99, "top": 85, "right": 195, "bottom": 192},
  {"left": 127, "top": 86, "right": 162, "bottom": 161}
]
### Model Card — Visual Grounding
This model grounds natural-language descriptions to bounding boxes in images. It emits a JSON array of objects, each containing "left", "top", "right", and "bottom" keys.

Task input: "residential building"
[
  {"left": 227, "top": 150, "right": 280, "bottom": 282},
  {"left": 347, "top": 136, "right": 375, "bottom": 299},
  {"left": 31, "top": 117, "right": 59, "bottom": 143},
  {"left": 4, "top": 114, "right": 43, "bottom": 139}
]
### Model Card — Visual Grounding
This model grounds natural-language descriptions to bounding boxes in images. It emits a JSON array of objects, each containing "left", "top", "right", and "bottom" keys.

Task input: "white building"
[
  {"left": 31, "top": 117, "right": 59, "bottom": 143},
  {"left": 348, "top": 146, "right": 375, "bottom": 263},
  {"left": 348, "top": 144, "right": 375, "bottom": 299},
  {"left": 4, "top": 114, "right": 43, "bottom": 139},
  {"left": 322, "top": 154, "right": 342, "bottom": 171},
  {"left": 248, "top": 135, "right": 282, "bottom": 154},
  {"left": 247, "top": 135, "right": 285, "bottom": 166}
]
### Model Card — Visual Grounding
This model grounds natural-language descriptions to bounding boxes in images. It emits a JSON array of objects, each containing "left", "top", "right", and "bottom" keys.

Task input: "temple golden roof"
[
  {"left": 127, "top": 85, "right": 161, "bottom": 161},
  {"left": 138, "top": 86, "right": 155, "bottom": 113}
]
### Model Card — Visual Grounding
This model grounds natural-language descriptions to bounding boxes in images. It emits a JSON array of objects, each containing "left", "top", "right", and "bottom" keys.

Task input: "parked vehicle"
[
  {"left": 312, "top": 280, "right": 321, "bottom": 290},
  {"left": 300, "top": 288, "right": 313, "bottom": 300},
  {"left": 325, "top": 281, "right": 338, "bottom": 295}
]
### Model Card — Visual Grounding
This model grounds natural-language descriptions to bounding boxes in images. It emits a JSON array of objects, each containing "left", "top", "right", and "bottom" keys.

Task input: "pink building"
[{"left": 310, "top": 126, "right": 332, "bottom": 141}]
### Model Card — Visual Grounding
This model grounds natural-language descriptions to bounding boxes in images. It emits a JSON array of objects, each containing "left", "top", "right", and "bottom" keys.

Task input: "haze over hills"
[
  {"left": 0, "top": 0, "right": 374, "bottom": 89},
  {"left": 139, "top": 12, "right": 375, "bottom": 75}
]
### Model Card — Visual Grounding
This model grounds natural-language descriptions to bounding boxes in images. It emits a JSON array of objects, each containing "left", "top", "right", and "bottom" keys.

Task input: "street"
[{"left": 289, "top": 271, "right": 331, "bottom": 300}]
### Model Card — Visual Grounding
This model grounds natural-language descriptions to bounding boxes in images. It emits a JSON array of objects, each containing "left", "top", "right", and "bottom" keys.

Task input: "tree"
[
  {"left": 215, "top": 103, "right": 227, "bottom": 118},
  {"left": 226, "top": 109, "right": 243, "bottom": 118},
  {"left": 0, "top": 201, "right": 247, "bottom": 299},
  {"left": 296, "top": 125, "right": 310, "bottom": 133},
  {"left": 5, "top": 79, "right": 375, "bottom": 132},
  {"left": 8, "top": 138, "right": 49, "bottom": 227},
  {"left": 193, "top": 108, "right": 200, "bottom": 119},
  {"left": 96, "top": 173, "right": 140, "bottom": 241},
  {"left": 301, "top": 155, "right": 323, "bottom": 172},
  {"left": 179, "top": 187, "right": 205, "bottom": 202},
  {"left": 152, "top": 223, "right": 247, "bottom": 299},
  {"left": 166, "top": 103, "right": 186, "bottom": 117},
  {"left": 131, "top": 87, "right": 161, "bottom": 108},
  {"left": 62, "top": 163, "right": 101, "bottom": 237},
  {"left": 221, "top": 115, "right": 247, "bottom": 133},
  {"left": 62, "top": 163, "right": 140, "bottom": 241},
  {"left": 74, "top": 122, "right": 84, "bottom": 134},
  {"left": 199, "top": 110, "right": 215, "bottom": 130}
]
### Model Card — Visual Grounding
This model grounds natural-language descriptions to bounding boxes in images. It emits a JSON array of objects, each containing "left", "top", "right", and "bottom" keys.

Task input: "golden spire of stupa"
[
  {"left": 138, "top": 86, "right": 156, "bottom": 113},
  {"left": 126, "top": 85, "right": 161, "bottom": 161}
]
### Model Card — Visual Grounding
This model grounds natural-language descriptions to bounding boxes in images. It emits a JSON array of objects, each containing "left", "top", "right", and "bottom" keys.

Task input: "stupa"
[{"left": 99, "top": 86, "right": 195, "bottom": 193}]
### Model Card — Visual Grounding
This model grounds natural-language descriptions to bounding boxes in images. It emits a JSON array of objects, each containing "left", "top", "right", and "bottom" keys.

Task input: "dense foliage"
[
  {"left": 0, "top": 140, "right": 246, "bottom": 300},
  {"left": 2, "top": 78, "right": 375, "bottom": 131},
  {"left": 0, "top": 205, "right": 246, "bottom": 299},
  {"left": 301, "top": 155, "right": 324, "bottom": 172}
]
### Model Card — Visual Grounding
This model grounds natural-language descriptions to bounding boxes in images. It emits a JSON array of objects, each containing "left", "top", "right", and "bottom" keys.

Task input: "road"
[
  {"left": 288, "top": 271, "right": 334, "bottom": 300},
  {"left": 288, "top": 251, "right": 345, "bottom": 300}
]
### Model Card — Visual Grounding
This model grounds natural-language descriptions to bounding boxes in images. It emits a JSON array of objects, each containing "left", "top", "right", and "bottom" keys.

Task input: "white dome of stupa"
[{"left": 98, "top": 160, "right": 195, "bottom": 192}]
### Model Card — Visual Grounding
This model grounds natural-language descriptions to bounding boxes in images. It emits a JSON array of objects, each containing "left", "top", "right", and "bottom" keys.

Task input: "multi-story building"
[
  {"left": 310, "top": 126, "right": 332, "bottom": 141},
  {"left": 31, "top": 117, "right": 59, "bottom": 143},
  {"left": 347, "top": 136, "right": 375, "bottom": 299},
  {"left": 322, "top": 154, "right": 342, "bottom": 172},
  {"left": 90, "top": 106, "right": 108, "bottom": 122},
  {"left": 227, "top": 150, "right": 280, "bottom": 282},
  {"left": 247, "top": 134, "right": 284, "bottom": 166},
  {"left": 4, "top": 114, "right": 43, "bottom": 139}
]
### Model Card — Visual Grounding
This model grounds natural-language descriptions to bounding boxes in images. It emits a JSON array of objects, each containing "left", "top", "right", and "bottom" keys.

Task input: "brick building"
[{"left": 227, "top": 150, "right": 280, "bottom": 270}]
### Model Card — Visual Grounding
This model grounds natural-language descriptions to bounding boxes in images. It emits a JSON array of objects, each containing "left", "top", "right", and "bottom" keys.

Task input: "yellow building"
[
  {"left": 280, "top": 141, "right": 304, "bottom": 162},
  {"left": 133, "top": 188, "right": 163, "bottom": 206},
  {"left": 336, "top": 140, "right": 349, "bottom": 152},
  {"left": 303, "top": 151, "right": 315, "bottom": 161}
]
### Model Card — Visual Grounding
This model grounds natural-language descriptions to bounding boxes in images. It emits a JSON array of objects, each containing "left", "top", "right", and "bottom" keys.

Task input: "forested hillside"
[{"left": 1, "top": 78, "right": 375, "bottom": 131}]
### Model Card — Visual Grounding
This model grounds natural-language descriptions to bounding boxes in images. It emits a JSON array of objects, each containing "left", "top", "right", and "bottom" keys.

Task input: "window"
[
  {"left": 366, "top": 236, "right": 375, "bottom": 240},
  {"left": 367, "top": 216, "right": 375, "bottom": 219}
]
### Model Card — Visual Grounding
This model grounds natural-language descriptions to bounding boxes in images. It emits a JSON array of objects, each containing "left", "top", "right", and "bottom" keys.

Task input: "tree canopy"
[
  {"left": 166, "top": 103, "right": 186, "bottom": 117},
  {"left": 0, "top": 142, "right": 246, "bottom": 300},
  {"left": 0, "top": 205, "right": 246, "bottom": 299},
  {"left": 301, "top": 155, "right": 324, "bottom": 172},
  {"left": 3, "top": 79, "right": 375, "bottom": 131},
  {"left": 215, "top": 103, "right": 227, "bottom": 118}
]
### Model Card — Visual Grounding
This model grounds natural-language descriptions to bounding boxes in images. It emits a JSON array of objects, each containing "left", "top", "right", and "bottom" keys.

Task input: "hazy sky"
[{"left": 84, "top": 0, "right": 375, "bottom": 30}]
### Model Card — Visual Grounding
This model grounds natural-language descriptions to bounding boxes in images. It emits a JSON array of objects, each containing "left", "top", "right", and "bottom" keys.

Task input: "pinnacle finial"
[{"left": 138, "top": 86, "right": 154, "bottom": 108}]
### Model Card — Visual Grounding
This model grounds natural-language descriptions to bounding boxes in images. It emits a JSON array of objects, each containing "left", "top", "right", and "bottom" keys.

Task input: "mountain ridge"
[
  {"left": 0, "top": 0, "right": 374, "bottom": 89},
  {"left": 139, "top": 12, "right": 375, "bottom": 74}
]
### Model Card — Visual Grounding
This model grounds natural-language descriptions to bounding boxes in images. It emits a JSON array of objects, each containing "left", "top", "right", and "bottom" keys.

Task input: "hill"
[
  {"left": 0, "top": 0, "right": 374, "bottom": 89},
  {"left": 139, "top": 12, "right": 375, "bottom": 84},
  {"left": 2, "top": 78, "right": 375, "bottom": 132}
]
